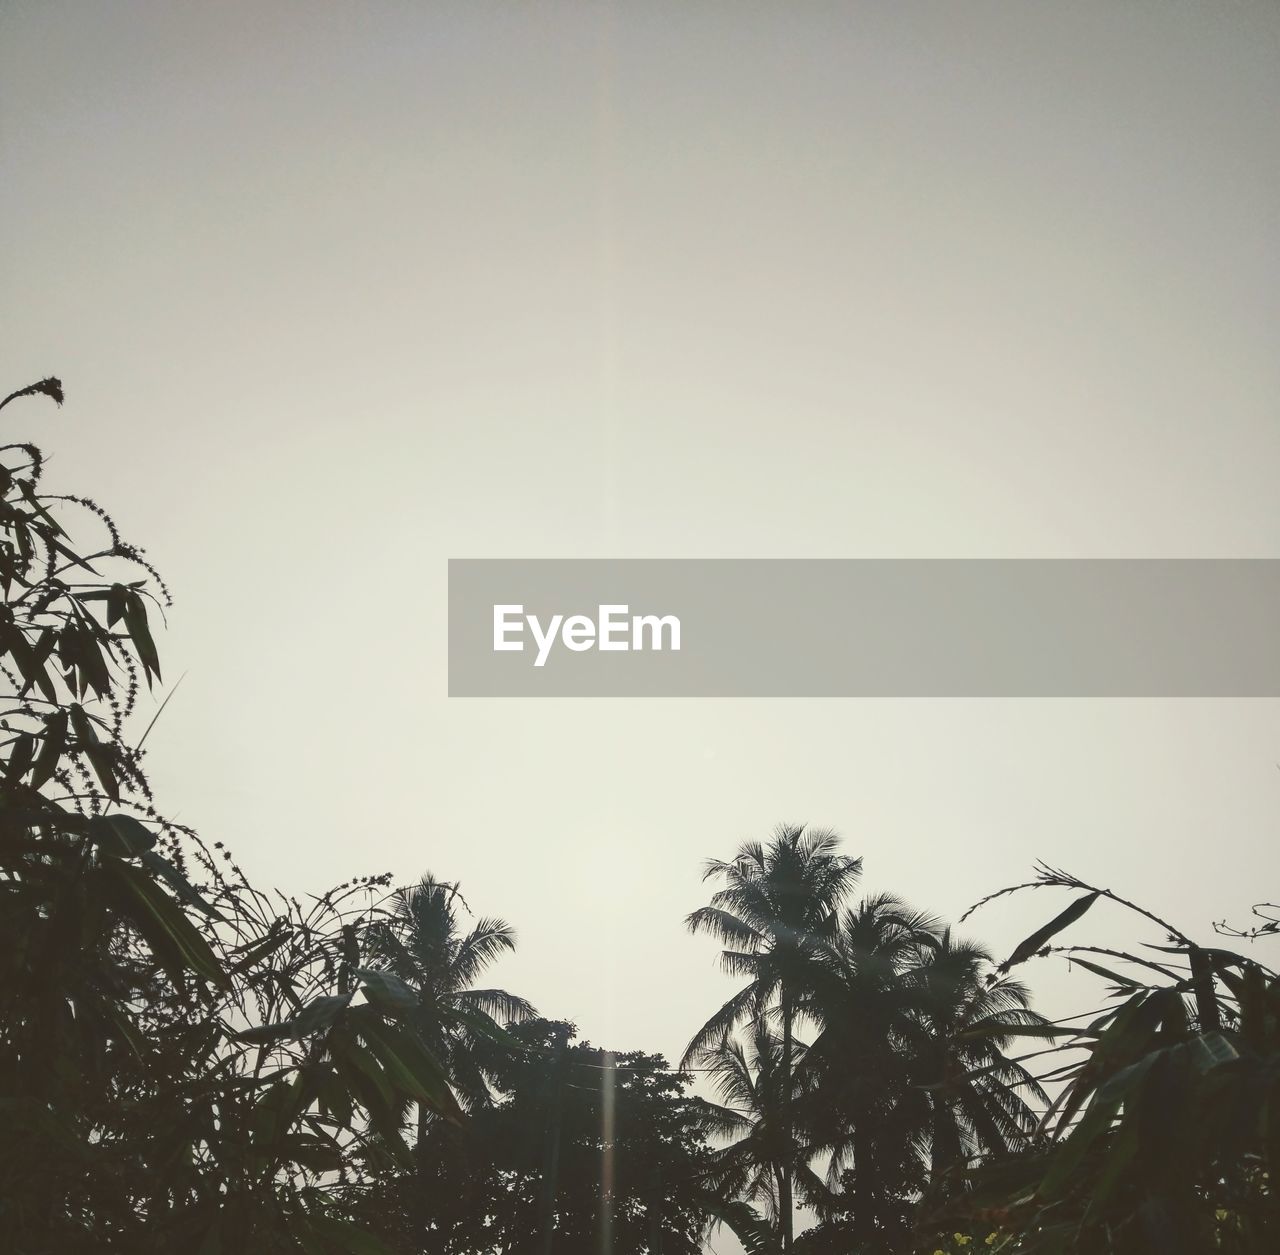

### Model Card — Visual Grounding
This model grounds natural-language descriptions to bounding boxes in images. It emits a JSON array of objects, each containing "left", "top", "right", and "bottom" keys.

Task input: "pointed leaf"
[{"left": 1001, "top": 892, "right": 1100, "bottom": 972}]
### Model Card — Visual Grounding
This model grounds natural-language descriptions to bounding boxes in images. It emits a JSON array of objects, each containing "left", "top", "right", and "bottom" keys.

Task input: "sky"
[{"left": 4, "top": 2, "right": 1280, "bottom": 1245}]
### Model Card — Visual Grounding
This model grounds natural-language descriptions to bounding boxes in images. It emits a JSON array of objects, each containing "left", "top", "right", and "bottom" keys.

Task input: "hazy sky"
[{"left": 4, "top": 4, "right": 1280, "bottom": 1243}]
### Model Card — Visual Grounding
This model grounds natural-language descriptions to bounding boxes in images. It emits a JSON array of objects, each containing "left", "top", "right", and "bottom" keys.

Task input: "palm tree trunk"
[
  {"left": 852, "top": 1119, "right": 876, "bottom": 1239},
  {"left": 780, "top": 991, "right": 794, "bottom": 1253},
  {"left": 538, "top": 1027, "right": 570, "bottom": 1255},
  {"left": 415, "top": 1100, "right": 431, "bottom": 1248}
]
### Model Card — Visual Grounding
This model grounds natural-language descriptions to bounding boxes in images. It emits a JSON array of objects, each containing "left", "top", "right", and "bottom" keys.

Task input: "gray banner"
[{"left": 447, "top": 560, "right": 1280, "bottom": 697}]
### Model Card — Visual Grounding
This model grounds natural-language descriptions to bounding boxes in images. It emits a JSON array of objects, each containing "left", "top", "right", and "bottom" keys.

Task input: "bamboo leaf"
[
  {"left": 88, "top": 813, "right": 156, "bottom": 855},
  {"left": 1069, "top": 957, "right": 1142, "bottom": 990},
  {"left": 138, "top": 848, "right": 222, "bottom": 919},
  {"left": 30, "top": 710, "right": 67, "bottom": 789},
  {"left": 235, "top": 993, "right": 353, "bottom": 1045},
  {"left": 99, "top": 854, "right": 227, "bottom": 989},
  {"left": 355, "top": 968, "right": 418, "bottom": 1015},
  {"left": 68, "top": 703, "right": 119, "bottom": 802},
  {"left": 1001, "top": 892, "right": 1101, "bottom": 972},
  {"left": 123, "top": 589, "right": 162, "bottom": 686}
]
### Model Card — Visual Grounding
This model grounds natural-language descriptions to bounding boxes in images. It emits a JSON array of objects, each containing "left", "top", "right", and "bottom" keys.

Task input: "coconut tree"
[
  {"left": 366, "top": 874, "right": 536, "bottom": 1130},
  {"left": 904, "top": 928, "right": 1046, "bottom": 1190},
  {"left": 701, "top": 1017, "right": 827, "bottom": 1239},
  {"left": 805, "top": 914, "right": 1046, "bottom": 1206},
  {"left": 685, "top": 825, "right": 862, "bottom": 1250},
  {"left": 798, "top": 893, "right": 945, "bottom": 1231}
]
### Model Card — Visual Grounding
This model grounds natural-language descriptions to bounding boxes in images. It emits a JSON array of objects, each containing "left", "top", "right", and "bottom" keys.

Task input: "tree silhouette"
[
  {"left": 370, "top": 1019, "right": 716, "bottom": 1254},
  {"left": 366, "top": 874, "right": 536, "bottom": 1126},
  {"left": 3, "top": 376, "right": 1083, "bottom": 1255},
  {"left": 0, "top": 378, "right": 462, "bottom": 1253},
  {"left": 684, "top": 825, "right": 862, "bottom": 1250},
  {"left": 906, "top": 928, "right": 1045, "bottom": 1188},
  {"left": 948, "top": 865, "right": 1280, "bottom": 1252},
  {"left": 800, "top": 896, "right": 1044, "bottom": 1245},
  {"left": 701, "top": 1017, "right": 827, "bottom": 1232},
  {"left": 799, "top": 892, "right": 944, "bottom": 1242}
]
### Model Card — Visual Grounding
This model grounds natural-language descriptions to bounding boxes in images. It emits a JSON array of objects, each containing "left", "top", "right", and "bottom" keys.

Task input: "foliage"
[
  {"left": 364, "top": 873, "right": 535, "bottom": 1121},
  {"left": 23, "top": 375, "right": 1236, "bottom": 1255},
  {"left": 0, "top": 380, "right": 458, "bottom": 1254},
  {"left": 686, "top": 824, "right": 863, "bottom": 1250},
  {"left": 366, "top": 1019, "right": 718, "bottom": 1254},
  {"left": 700, "top": 1015, "right": 818, "bottom": 1224},
  {"left": 794, "top": 901, "right": 1044, "bottom": 1253},
  {"left": 948, "top": 863, "right": 1280, "bottom": 1253},
  {"left": 688, "top": 832, "right": 1044, "bottom": 1255}
]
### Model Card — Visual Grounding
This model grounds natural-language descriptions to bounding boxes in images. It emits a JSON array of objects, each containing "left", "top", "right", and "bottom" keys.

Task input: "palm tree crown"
[
  {"left": 686, "top": 825, "right": 863, "bottom": 1251},
  {"left": 368, "top": 874, "right": 536, "bottom": 1115},
  {"left": 684, "top": 825, "right": 863, "bottom": 1065}
]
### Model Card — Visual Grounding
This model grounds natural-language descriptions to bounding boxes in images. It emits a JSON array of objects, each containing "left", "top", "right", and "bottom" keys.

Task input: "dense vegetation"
[{"left": 2, "top": 378, "right": 1277, "bottom": 1254}]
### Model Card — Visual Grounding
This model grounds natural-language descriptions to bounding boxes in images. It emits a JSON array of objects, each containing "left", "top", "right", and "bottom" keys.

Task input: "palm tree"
[
  {"left": 366, "top": 874, "right": 536, "bottom": 1136},
  {"left": 685, "top": 825, "right": 862, "bottom": 1250},
  {"left": 903, "top": 928, "right": 1046, "bottom": 1192},
  {"left": 801, "top": 907, "right": 1046, "bottom": 1221},
  {"left": 799, "top": 893, "right": 944, "bottom": 1232},
  {"left": 701, "top": 1018, "right": 827, "bottom": 1233}
]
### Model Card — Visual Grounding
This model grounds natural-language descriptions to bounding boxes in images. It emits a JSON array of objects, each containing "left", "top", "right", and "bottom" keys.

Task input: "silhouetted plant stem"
[
  {"left": 537, "top": 1024, "right": 569, "bottom": 1255},
  {"left": 780, "top": 987, "right": 794, "bottom": 1253}
]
